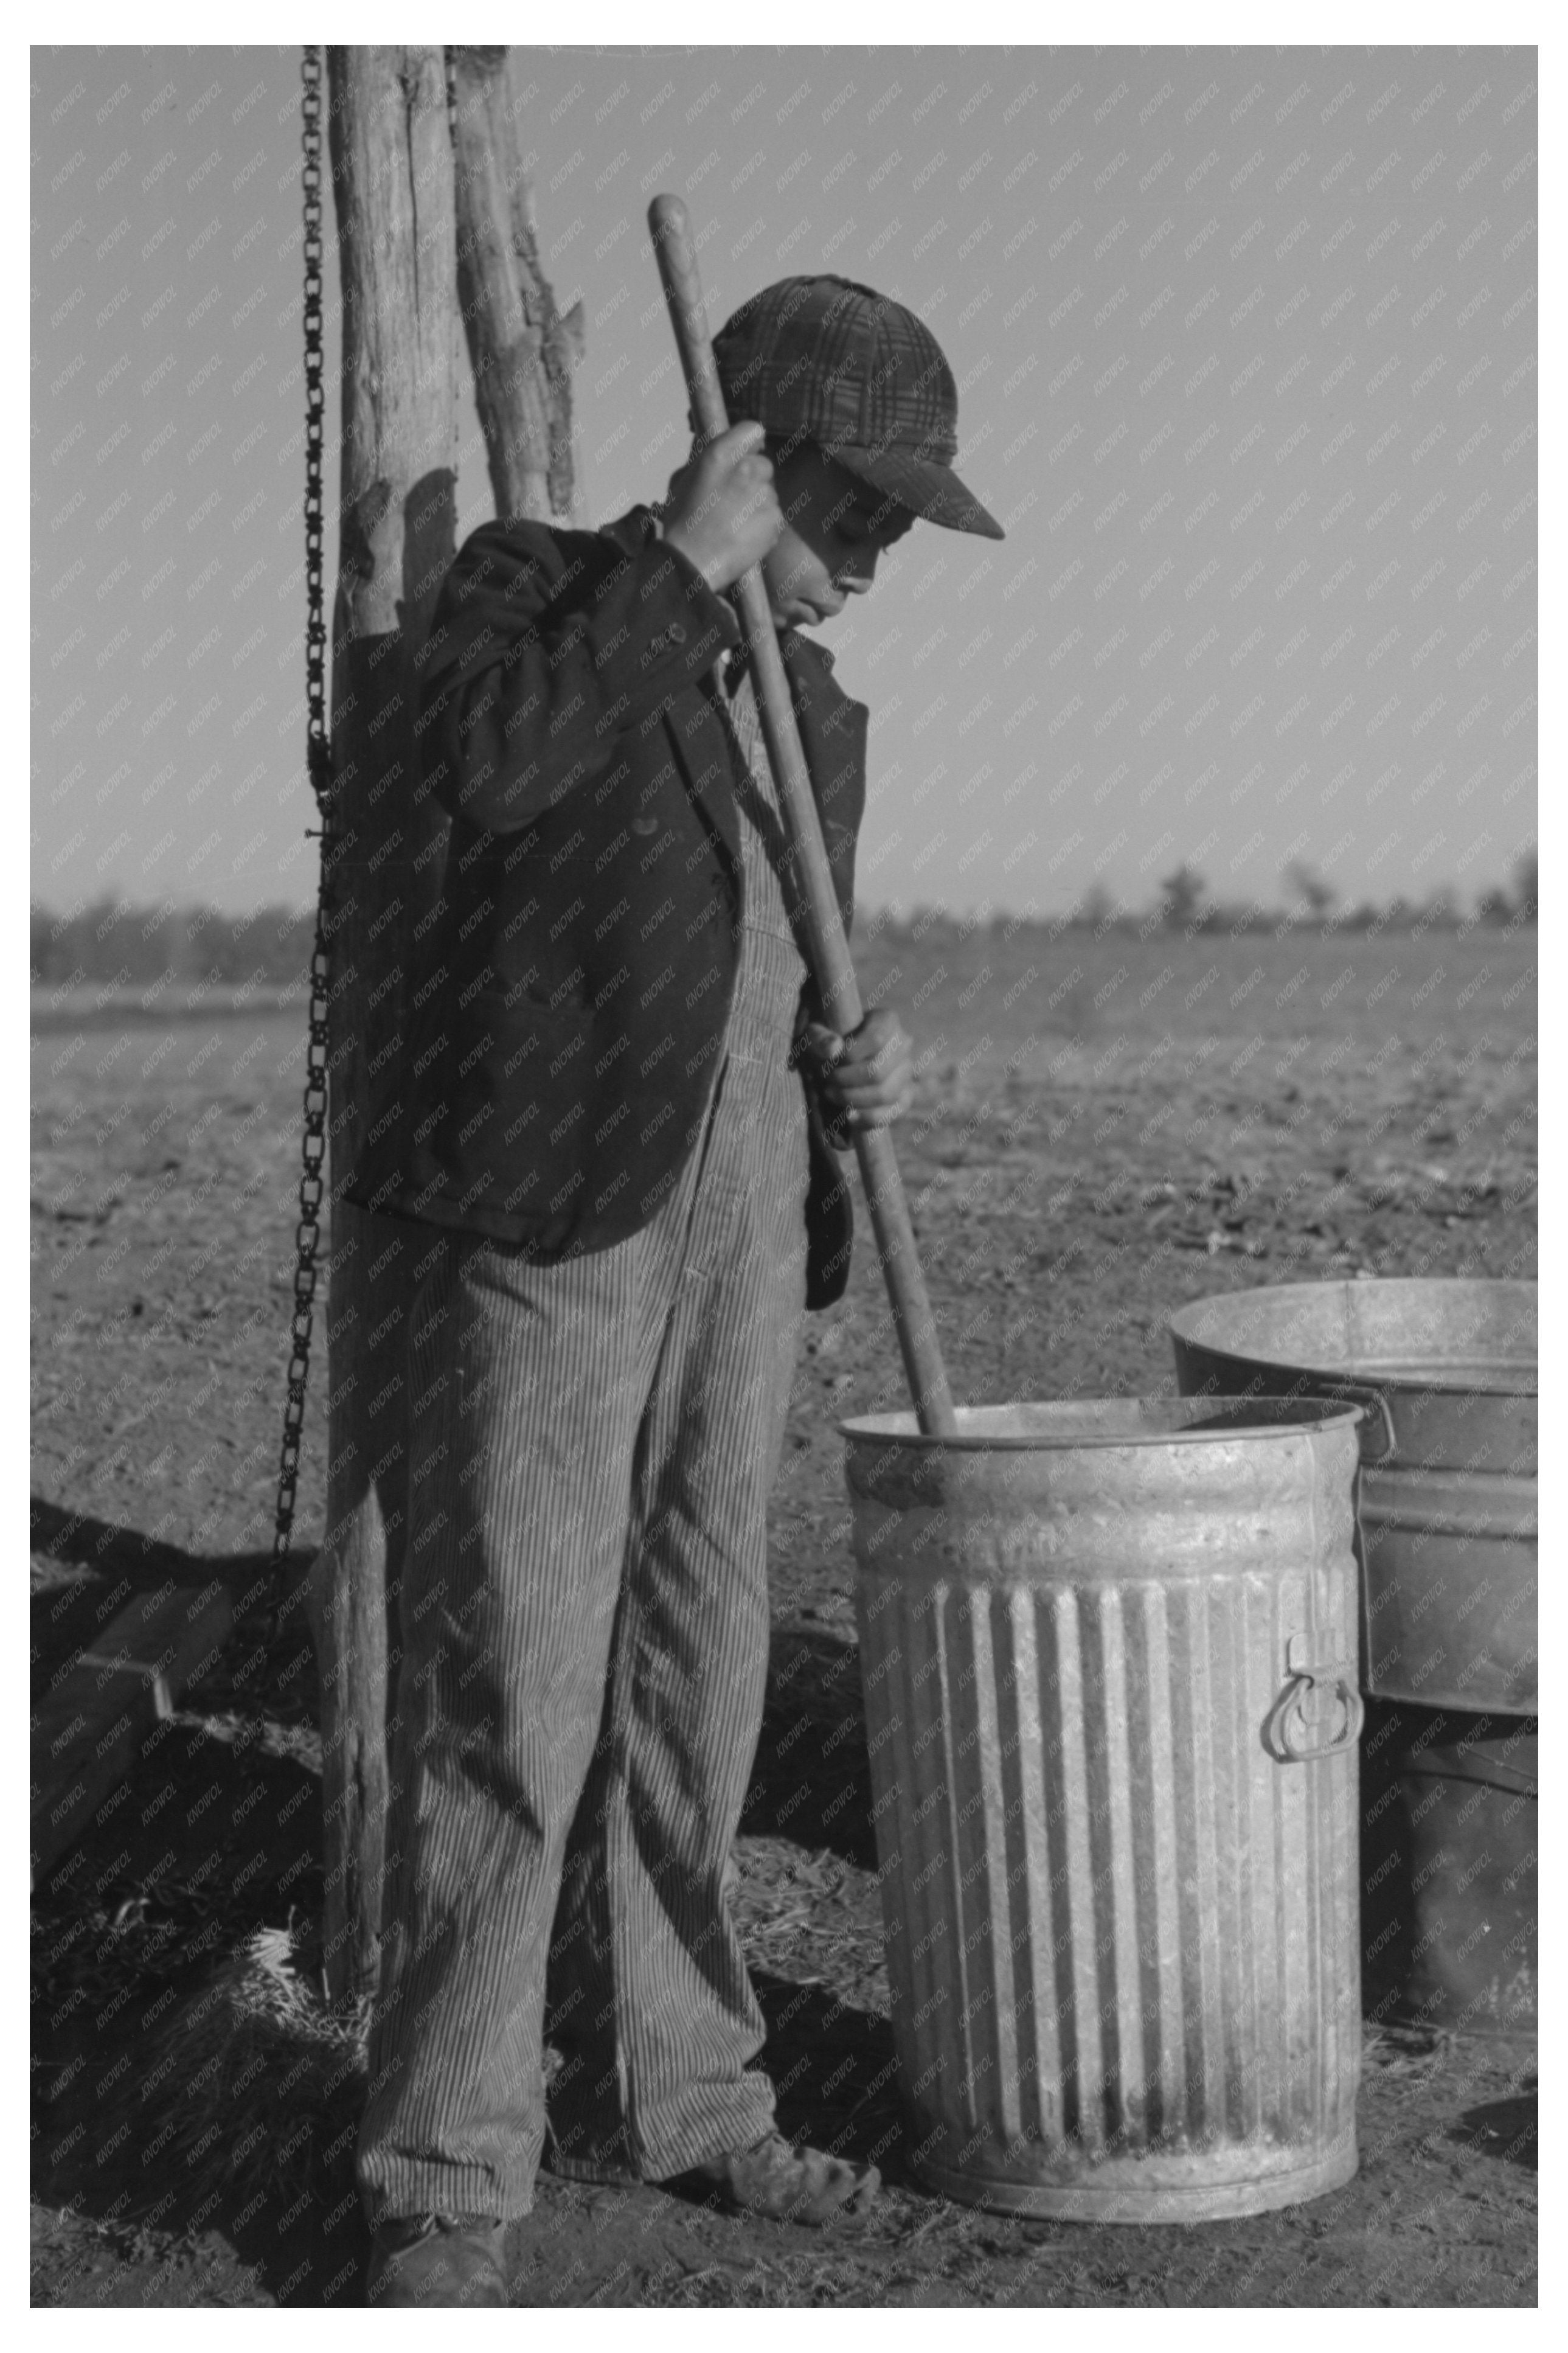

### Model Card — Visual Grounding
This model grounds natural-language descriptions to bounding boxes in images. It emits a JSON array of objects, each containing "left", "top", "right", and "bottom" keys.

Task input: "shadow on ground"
[
  {"left": 31, "top": 1510, "right": 889, "bottom": 2306},
  {"left": 1452, "top": 2089, "right": 1537, "bottom": 2171},
  {"left": 740, "top": 1627, "right": 876, "bottom": 1871}
]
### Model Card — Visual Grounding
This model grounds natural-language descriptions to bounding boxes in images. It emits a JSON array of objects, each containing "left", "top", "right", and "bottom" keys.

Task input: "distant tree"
[
  {"left": 1075, "top": 881, "right": 1114, "bottom": 931},
  {"left": 1195, "top": 897, "right": 1246, "bottom": 933},
  {"left": 29, "top": 898, "right": 317, "bottom": 987},
  {"left": 1512, "top": 848, "right": 1538, "bottom": 921},
  {"left": 1159, "top": 864, "right": 1207, "bottom": 930},
  {"left": 1476, "top": 885, "right": 1513, "bottom": 927},
  {"left": 268, "top": 907, "right": 318, "bottom": 982},
  {"left": 29, "top": 902, "right": 55, "bottom": 982},
  {"left": 1412, "top": 886, "right": 1461, "bottom": 934},
  {"left": 908, "top": 903, "right": 954, "bottom": 945},
  {"left": 1226, "top": 898, "right": 1275, "bottom": 936},
  {"left": 1283, "top": 859, "right": 1337, "bottom": 922}
]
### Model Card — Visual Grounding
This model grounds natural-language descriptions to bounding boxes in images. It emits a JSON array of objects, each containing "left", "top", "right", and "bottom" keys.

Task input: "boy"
[{"left": 351, "top": 274, "right": 1002, "bottom": 2306}]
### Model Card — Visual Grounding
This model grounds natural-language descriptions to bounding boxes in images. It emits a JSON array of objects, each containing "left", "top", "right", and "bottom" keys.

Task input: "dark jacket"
[{"left": 345, "top": 507, "right": 867, "bottom": 1308}]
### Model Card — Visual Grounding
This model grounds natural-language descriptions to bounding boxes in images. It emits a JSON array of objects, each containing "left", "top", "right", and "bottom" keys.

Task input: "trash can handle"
[
  {"left": 1264, "top": 1666, "right": 1365, "bottom": 1764},
  {"left": 1327, "top": 1379, "right": 1398, "bottom": 1466}
]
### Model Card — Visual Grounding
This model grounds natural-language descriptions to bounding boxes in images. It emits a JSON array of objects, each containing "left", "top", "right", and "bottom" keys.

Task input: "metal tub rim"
[
  {"left": 839, "top": 1395, "right": 1367, "bottom": 1455},
  {"left": 1167, "top": 1276, "right": 1536, "bottom": 1400}
]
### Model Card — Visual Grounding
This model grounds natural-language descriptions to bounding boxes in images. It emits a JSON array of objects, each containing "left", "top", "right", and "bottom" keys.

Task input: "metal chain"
[{"left": 271, "top": 43, "right": 335, "bottom": 1583}]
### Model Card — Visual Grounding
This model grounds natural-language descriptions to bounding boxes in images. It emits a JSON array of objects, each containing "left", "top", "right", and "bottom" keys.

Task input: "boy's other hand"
[
  {"left": 798, "top": 1008, "right": 915, "bottom": 1133},
  {"left": 664, "top": 422, "right": 783, "bottom": 593}
]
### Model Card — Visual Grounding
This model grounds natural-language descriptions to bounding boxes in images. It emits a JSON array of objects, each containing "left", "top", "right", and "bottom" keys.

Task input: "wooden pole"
[
  {"left": 448, "top": 46, "right": 585, "bottom": 523},
  {"left": 315, "top": 45, "right": 458, "bottom": 2000}
]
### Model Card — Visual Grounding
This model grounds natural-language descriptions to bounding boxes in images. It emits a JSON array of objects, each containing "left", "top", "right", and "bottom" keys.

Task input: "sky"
[{"left": 32, "top": 40, "right": 1537, "bottom": 920}]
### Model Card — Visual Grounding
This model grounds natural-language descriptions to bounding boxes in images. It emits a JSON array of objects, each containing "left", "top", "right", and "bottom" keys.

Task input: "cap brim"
[{"left": 826, "top": 443, "right": 1005, "bottom": 540}]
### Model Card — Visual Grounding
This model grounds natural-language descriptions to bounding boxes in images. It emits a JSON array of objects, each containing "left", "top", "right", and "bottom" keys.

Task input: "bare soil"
[{"left": 30, "top": 923, "right": 1537, "bottom": 2307}]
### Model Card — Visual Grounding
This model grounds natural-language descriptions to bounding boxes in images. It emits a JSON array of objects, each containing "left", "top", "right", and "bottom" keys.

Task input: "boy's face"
[{"left": 758, "top": 442, "right": 915, "bottom": 629}]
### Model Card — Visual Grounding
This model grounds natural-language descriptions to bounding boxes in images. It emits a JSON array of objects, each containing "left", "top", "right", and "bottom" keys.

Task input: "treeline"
[
  {"left": 32, "top": 855, "right": 1536, "bottom": 987},
  {"left": 881, "top": 852, "right": 1538, "bottom": 948},
  {"left": 30, "top": 898, "right": 317, "bottom": 989}
]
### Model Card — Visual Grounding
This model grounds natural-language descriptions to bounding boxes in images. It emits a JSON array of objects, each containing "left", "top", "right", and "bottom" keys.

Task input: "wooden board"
[{"left": 30, "top": 1580, "right": 235, "bottom": 1882}]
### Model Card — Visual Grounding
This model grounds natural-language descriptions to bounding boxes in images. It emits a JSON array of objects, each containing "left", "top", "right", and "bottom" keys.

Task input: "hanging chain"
[{"left": 271, "top": 43, "right": 335, "bottom": 1582}]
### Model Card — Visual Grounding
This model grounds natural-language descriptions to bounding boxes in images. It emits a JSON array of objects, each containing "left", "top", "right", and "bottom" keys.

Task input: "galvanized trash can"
[
  {"left": 1168, "top": 1279, "right": 1538, "bottom": 1715},
  {"left": 842, "top": 1397, "right": 1366, "bottom": 2222}
]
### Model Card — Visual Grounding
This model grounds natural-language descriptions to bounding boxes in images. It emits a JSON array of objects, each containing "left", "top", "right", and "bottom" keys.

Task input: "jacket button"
[
  {"left": 667, "top": 622, "right": 687, "bottom": 645},
  {"left": 631, "top": 816, "right": 659, "bottom": 835}
]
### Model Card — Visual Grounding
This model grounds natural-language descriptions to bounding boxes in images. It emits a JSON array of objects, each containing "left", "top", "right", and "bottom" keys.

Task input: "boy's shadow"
[
  {"left": 741, "top": 1627, "right": 876, "bottom": 1871},
  {"left": 731, "top": 1631, "right": 908, "bottom": 2179},
  {"left": 751, "top": 1968, "right": 904, "bottom": 2180}
]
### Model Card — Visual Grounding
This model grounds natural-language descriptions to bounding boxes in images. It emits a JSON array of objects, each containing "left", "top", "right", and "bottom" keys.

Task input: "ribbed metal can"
[{"left": 842, "top": 1397, "right": 1365, "bottom": 2222}]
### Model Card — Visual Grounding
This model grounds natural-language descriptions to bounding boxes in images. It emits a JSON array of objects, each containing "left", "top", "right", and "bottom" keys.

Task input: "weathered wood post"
[
  {"left": 315, "top": 45, "right": 458, "bottom": 2000},
  {"left": 448, "top": 46, "right": 584, "bottom": 521}
]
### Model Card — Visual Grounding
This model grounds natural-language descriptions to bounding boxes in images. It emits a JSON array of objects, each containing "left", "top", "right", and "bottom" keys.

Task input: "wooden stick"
[{"left": 648, "top": 195, "right": 957, "bottom": 1438}]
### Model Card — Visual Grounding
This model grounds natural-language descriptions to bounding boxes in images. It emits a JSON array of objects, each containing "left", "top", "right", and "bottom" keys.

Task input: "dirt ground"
[{"left": 30, "top": 920, "right": 1537, "bottom": 2307}]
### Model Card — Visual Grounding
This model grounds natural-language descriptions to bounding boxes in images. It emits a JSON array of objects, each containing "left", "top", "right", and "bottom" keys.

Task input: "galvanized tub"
[
  {"left": 1362, "top": 1702, "right": 1538, "bottom": 2043},
  {"left": 1168, "top": 1279, "right": 1536, "bottom": 1714},
  {"left": 843, "top": 1397, "right": 1365, "bottom": 2222}
]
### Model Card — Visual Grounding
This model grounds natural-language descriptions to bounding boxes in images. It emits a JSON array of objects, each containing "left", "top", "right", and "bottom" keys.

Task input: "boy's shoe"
[
  {"left": 365, "top": 2212, "right": 508, "bottom": 2307},
  {"left": 676, "top": 2130, "right": 880, "bottom": 2224}
]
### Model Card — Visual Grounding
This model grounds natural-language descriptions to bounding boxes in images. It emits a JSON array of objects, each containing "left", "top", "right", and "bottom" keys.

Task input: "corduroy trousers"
[{"left": 356, "top": 928, "right": 811, "bottom": 2223}]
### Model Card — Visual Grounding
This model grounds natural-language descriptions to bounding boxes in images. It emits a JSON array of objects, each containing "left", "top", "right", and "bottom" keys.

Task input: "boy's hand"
[
  {"left": 664, "top": 422, "right": 783, "bottom": 593},
  {"left": 797, "top": 1008, "right": 915, "bottom": 1135}
]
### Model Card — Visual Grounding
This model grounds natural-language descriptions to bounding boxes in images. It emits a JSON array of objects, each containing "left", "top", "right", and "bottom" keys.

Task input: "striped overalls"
[{"left": 357, "top": 665, "right": 815, "bottom": 2222}]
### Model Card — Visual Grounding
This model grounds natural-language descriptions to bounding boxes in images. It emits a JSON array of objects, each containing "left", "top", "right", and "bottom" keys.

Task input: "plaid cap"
[{"left": 712, "top": 276, "right": 1004, "bottom": 541}]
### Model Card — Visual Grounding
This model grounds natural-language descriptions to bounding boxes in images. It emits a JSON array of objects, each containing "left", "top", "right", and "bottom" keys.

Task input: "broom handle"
[{"left": 648, "top": 194, "right": 957, "bottom": 1439}]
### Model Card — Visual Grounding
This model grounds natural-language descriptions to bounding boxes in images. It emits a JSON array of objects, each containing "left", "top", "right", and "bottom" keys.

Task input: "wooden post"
[
  {"left": 315, "top": 45, "right": 459, "bottom": 2000},
  {"left": 448, "top": 46, "right": 584, "bottom": 522}
]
